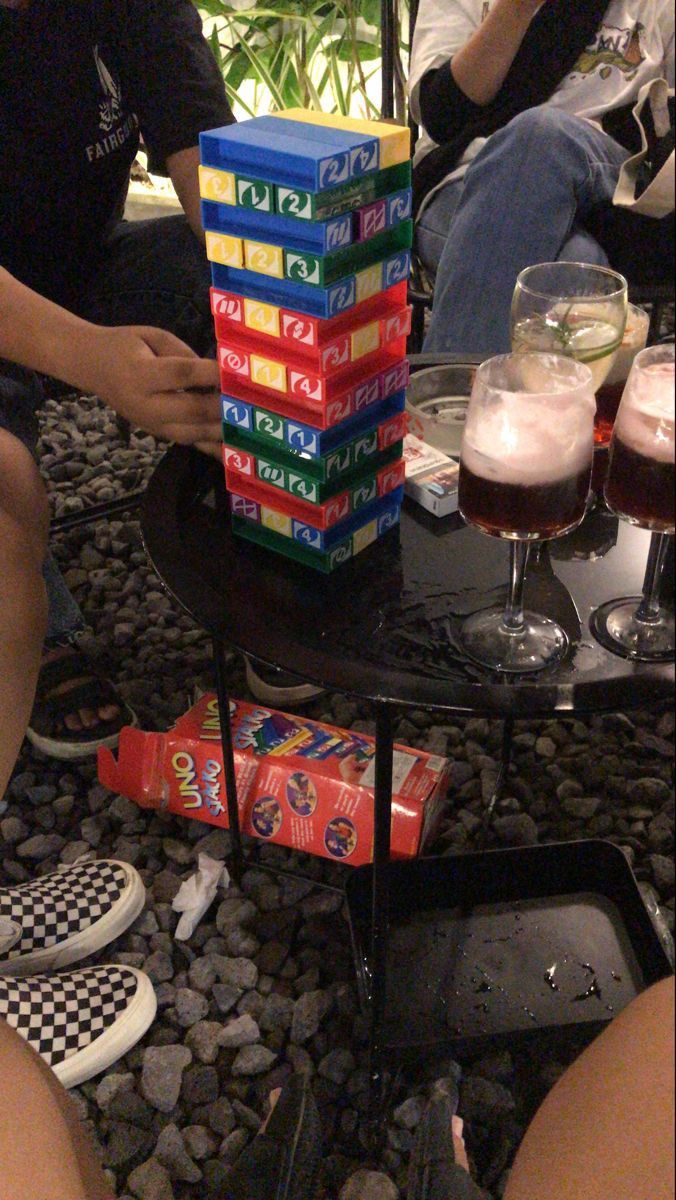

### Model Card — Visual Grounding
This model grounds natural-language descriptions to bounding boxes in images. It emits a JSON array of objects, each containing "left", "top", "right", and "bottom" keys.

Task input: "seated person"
[
  {"left": 409, "top": 0, "right": 674, "bottom": 355},
  {"left": 0, "top": 0, "right": 233, "bottom": 758}
]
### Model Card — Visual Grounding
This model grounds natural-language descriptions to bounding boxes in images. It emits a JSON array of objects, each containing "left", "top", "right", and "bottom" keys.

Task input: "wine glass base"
[
  {"left": 460, "top": 608, "right": 568, "bottom": 673},
  {"left": 591, "top": 598, "right": 676, "bottom": 662}
]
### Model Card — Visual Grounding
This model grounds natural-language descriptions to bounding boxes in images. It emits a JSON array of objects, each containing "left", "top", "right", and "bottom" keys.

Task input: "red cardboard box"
[{"left": 98, "top": 694, "right": 450, "bottom": 867}]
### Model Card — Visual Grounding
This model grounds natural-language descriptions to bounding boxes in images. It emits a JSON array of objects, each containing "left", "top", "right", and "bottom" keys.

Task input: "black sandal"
[
  {"left": 408, "top": 1080, "right": 487, "bottom": 1200},
  {"left": 223, "top": 1076, "right": 322, "bottom": 1200},
  {"left": 26, "top": 648, "right": 135, "bottom": 761}
]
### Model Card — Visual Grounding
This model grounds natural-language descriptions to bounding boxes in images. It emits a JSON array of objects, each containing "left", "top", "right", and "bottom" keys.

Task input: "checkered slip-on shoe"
[
  {"left": 0, "top": 860, "right": 146, "bottom": 978},
  {"left": 0, "top": 964, "right": 156, "bottom": 1088},
  {"left": 224, "top": 1075, "right": 322, "bottom": 1200}
]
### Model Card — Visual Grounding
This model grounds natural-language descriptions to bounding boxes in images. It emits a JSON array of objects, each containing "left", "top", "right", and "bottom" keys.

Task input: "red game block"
[
  {"left": 211, "top": 280, "right": 409, "bottom": 362},
  {"left": 218, "top": 334, "right": 408, "bottom": 406},
  {"left": 222, "top": 448, "right": 405, "bottom": 530},
  {"left": 220, "top": 347, "right": 409, "bottom": 421}
]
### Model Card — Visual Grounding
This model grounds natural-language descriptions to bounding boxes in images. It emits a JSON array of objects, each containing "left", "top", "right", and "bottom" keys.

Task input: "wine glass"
[
  {"left": 458, "top": 353, "right": 596, "bottom": 673},
  {"left": 591, "top": 343, "right": 675, "bottom": 661},
  {"left": 511, "top": 263, "right": 628, "bottom": 394}
]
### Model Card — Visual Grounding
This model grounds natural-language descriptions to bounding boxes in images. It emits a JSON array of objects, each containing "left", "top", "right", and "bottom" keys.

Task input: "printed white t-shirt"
[{"left": 410, "top": 0, "right": 675, "bottom": 214}]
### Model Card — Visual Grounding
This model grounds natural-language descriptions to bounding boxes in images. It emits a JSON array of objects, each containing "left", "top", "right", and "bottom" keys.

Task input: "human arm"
[
  {"left": 411, "top": 0, "right": 545, "bottom": 146},
  {"left": 0, "top": 267, "right": 222, "bottom": 455},
  {"left": 0, "top": 432, "right": 49, "bottom": 799},
  {"left": 167, "top": 145, "right": 205, "bottom": 242}
]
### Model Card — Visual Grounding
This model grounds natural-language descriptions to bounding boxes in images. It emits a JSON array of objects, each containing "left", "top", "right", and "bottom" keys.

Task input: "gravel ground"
[{"left": 1, "top": 393, "right": 674, "bottom": 1200}]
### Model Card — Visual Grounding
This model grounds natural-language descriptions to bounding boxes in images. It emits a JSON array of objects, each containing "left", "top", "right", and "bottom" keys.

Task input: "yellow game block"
[
  {"left": 206, "top": 231, "right": 243, "bottom": 268},
  {"left": 199, "top": 165, "right": 236, "bottom": 205},
  {"left": 261, "top": 506, "right": 292, "bottom": 537},
  {"left": 244, "top": 299, "right": 281, "bottom": 338},
  {"left": 245, "top": 240, "right": 284, "bottom": 279},
  {"left": 251, "top": 355, "right": 287, "bottom": 393},
  {"left": 351, "top": 319, "right": 381, "bottom": 361},
  {"left": 355, "top": 263, "right": 383, "bottom": 304},
  {"left": 352, "top": 519, "right": 378, "bottom": 555},
  {"left": 272, "top": 108, "right": 410, "bottom": 169}
]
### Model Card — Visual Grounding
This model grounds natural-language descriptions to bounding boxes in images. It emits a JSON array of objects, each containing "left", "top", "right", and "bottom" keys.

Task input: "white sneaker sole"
[
  {"left": 0, "top": 861, "right": 147, "bottom": 979},
  {"left": 245, "top": 659, "right": 324, "bottom": 706},
  {"left": 25, "top": 707, "right": 138, "bottom": 762},
  {"left": 54, "top": 967, "right": 157, "bottom": 1089}
]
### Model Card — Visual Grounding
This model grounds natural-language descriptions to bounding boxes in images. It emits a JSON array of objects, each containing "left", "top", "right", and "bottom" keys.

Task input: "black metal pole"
[
  {"left": 369, "top": 701, "right": 394, "bottom": 1127},
  {"left": 381, "top": 0, "right": 395, "bottom": 119},
  {"left": 212, "top": 636, "right": 245, "bottom": 884},
  {"left": 51, "top": 489, "right": 146, "bottom": 534}
]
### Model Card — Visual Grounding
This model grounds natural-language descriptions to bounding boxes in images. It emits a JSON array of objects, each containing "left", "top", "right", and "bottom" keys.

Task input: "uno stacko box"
[{"left": 98, "top": 694, "right": 450, "bottom": 866}]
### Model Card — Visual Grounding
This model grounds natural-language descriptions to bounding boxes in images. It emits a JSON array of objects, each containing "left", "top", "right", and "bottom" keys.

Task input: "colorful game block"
[
  {"left": 231, "top": 502, "right": 400, "bottom": 572},
  {"left": 211, "top": 248, "right": 411, "bottom": 319},
  {"left": 202, "top": 199, "right": 354, "bottom": 255},
  {"left": 222, "top": 391, "right": 405, "bottom": 461},
  {"left": 210, "top": 281, "right": 409, "bottom": 363},
  {"left": 200, "top": 117, "right": 379, "bottom": 192},
  {"left": 270, "top": 109, "right": 411, "bottom": 170},
  {"left": 275, "top": 160, "right": 411, "bottom": 222},
  {"left": 217, "top": 333, "right": 407, "bottom": 405},
  {"left": 224, "top": 453, "right": 406, "bottom": 530},
  {"left": 354, "top": 188, "right": 413, "bottom": 241},
  {"left": 222, "top": 431, "right": 404, "bottom": 504},
  {"left": 220, "top": 354, "right": 410, "bottom": 426},
  {"left": 231, "top": 485, "right": 403, "bottom": 552},
  {"left": 207, "top": 221, "right": 412, "bottom": 290}
]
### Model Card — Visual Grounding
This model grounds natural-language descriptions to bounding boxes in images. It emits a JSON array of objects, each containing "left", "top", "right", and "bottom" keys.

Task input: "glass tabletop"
[{"left": 141, "top": 446, "right": 674, "bottom": 716}]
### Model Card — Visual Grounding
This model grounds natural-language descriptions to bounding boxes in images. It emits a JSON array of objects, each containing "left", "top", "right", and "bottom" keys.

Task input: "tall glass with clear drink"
[
  {"left": 458, "top": 353, "right": 596, "bottom": 672},
  {"left": 591, "top": 343, "right": 675, "bottom": 661},
  {"left": 511, "top": 263, "right": 628, "bottom": 392}
]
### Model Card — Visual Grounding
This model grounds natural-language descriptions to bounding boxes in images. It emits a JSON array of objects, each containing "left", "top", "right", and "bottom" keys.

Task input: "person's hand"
[{"left": 77, "top": 324, "right": 222, "bottom": 457}]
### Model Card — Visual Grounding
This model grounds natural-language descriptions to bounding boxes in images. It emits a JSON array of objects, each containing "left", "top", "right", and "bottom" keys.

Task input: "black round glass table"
[{"left": 140, "top": 443, "right": 674, "bottom": 1112}]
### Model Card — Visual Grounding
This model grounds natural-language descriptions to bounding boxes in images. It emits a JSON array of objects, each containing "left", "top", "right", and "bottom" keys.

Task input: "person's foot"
[
  {"left": 0, "top": 860, "right": 147, "bottom": 978},
  {"left": 408, "top": 1079, "right": 485, "bottom": 1199},
  {"left": 223, "top": 1074, "right": 322, "bottom": 1200},
  {"left": 26, "top": 643, "right": 135, "bottom": 760},
  {"left": 0, "top": 964, "right": 156, "bottom": 1088},
  {"left": 245, "top": 657, "right": 325, "bottom": 707}
]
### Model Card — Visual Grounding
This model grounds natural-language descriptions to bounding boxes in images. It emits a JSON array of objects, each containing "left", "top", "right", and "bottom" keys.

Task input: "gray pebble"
[
  {"left": 291, "top": 990, "right": 331, "bottom": 1044},
  {"left": 16, "top": 833, "right": 65, "bottom": 860},
  {"left": 219, "top": 1014, "right": 260, "bottom": 1049},
  {"left": 174, "top": 988, "right": 209, "bottom": 1028},
  {"left": 155, "top": 1123, "right": 202, "bottom": 1184},
  {"left": 231, "top": 1044, "right": 277, "bottom": 1076},
  {"left": 340, "top": 1170, "right": 399, "bottom": 1199},
  {"left": 141, "top": 1045, "right": 192, "bottom": 1113},
  {"left": 493, "top": 813, "right": 539, "bottom": 847},
  {"left": 127, "top": 1157, "right": 175, "bottom": 1200},
  {"left": 185, "top": 1021, "right": 225, "bottom": 1064}
]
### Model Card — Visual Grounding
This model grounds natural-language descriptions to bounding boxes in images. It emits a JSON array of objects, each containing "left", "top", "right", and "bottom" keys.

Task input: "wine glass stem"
[
  {"left": 503, "top": 540, "right": 529, "bottom": 634},
  {"left": 635, "top": 532, "right": 672, "bottom": 624}
]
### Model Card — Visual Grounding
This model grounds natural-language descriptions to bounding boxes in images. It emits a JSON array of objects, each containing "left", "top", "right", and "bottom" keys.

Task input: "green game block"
[
  {"left": 236, "top": 175, "right": 275, "bottom": 212},
  {"left": 232, "top": 514, "right": 353, "bottom": 572},
  {"left": 283, "top": 220, "right": 413, "bottom": 287},
  {"left": 276, "top": 160, "right": 411, "bottom": 221},
  {"left": 253, "top": 409, "right": 285, "bottom": 444},
  {"left": 222, "top": 418, "right": 398, "bottom": 485}
]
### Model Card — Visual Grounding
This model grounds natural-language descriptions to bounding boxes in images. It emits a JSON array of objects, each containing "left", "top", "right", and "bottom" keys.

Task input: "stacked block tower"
[{"left": 198, "top": 109, "right": 413, "bottom": 573}]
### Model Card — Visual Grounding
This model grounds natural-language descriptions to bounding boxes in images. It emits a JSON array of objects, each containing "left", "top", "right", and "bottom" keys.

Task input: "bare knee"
[{"left": 0, "top": 429, "right": 49, "bottom": 565}]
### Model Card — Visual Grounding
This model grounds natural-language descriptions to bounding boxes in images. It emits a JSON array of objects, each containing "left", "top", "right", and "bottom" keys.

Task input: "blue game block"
[
  {"left": 386, "top": 188, "right": 413, "bottom": 226},
  {"left": 211, "top": 262, "right": 357, "bottom": 319},
  {"left": 201, "top": 199, "right": 353, "bottom": 256},
  {"left": 286, "top": 391, "right": 406, "bottom": 459},
  {"left": 211, "top": 249, "right": 411, "bottom": 320},
  {"left": 200, "top": 118, "right": 378, "bottom": 191},
  {"left": 291, "top": 488, "right": 403, "bottom": 551},
  {"left": 221, "top": 396, "right": 254, "bottom": 433}
]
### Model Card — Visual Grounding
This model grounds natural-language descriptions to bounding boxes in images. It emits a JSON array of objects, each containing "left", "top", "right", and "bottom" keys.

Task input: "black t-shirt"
[{"left": 0, "top": 0, "right": 234, "bottom": 303}]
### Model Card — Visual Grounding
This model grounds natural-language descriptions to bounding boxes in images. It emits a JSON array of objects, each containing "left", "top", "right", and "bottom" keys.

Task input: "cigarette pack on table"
[
  {"left": 403, "top": 433, "right": 460, "bottom": 518},
  {"left": 98, "top": 694, "right": 450, "bottom": 868}
]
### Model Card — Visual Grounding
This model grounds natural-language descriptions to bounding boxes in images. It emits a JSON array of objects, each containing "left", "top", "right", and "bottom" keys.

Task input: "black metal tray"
[{"left": 346, "top": 840, "right": 673, "bottom": 1057}]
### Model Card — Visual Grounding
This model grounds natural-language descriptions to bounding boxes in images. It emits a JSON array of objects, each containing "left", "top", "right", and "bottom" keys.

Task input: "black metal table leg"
[
  {"left": 212, "top": 636, "right": 245, "bottom": 885},
  {"left": 369, "top": 702, "right": 395, "bottom": 1129},
  {"left": 483, "top": 714, "right": 515, "bottom": 829}
]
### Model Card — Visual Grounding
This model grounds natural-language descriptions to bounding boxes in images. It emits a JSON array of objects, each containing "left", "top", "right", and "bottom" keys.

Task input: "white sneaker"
[
  {"left": 0, "top": 964, "right": 156, "bottom": 1087},
  {"left": 0, "top": 860, "right": 146, "bottom": 978}
]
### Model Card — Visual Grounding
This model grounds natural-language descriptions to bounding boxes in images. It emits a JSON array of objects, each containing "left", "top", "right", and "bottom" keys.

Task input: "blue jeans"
[
  {"left": 0, "top": 215, "right": 213, "bottom": 643},
  {"left": 418, "top": 106, "right": 630, "bottom": 355}
]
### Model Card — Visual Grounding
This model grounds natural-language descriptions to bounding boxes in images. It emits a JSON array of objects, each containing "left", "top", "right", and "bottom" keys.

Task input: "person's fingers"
[
  {"left": 157, "top": 421, "right": 223, "bottom": 447},
  {"left": 154, "top": 355, "right": 220, "bottom": 392},
  {"left": 142, "top": 390, "right": 221, "bottom": 427},
  {"left": 137, "top": 326, "right": 198, "bottom": 359}
]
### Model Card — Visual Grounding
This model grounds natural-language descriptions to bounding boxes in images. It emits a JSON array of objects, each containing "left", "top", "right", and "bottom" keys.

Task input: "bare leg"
[
  {"left": 0, "top": 1020, "right": 113, "bottom": 1200},
  {"left": 0, "top": 429, "right": 48, "bottom": 795},
  {"left": 505, "top": 976, "right": 675, "bottom": 1200}
]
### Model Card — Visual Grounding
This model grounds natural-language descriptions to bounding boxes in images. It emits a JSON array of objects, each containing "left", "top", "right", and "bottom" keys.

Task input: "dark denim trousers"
[{"left": 0, "top": 214, "right": 214, "bottom": 642}]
